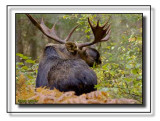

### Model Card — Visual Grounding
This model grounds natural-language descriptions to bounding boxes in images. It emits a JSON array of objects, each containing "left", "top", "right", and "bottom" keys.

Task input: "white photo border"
[{"left": 7, "top": 5, "right": 152, "bottom": 115}]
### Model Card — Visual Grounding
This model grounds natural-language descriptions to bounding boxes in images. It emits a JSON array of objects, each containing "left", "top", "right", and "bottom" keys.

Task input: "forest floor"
[{"left": 16, "top": 74, "right": 139, "bottom": 104}]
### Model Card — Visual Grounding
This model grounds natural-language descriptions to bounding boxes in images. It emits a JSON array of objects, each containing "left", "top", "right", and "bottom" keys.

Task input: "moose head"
[{"left": 26, "top": 14, "right": 111, "bottom": 95}]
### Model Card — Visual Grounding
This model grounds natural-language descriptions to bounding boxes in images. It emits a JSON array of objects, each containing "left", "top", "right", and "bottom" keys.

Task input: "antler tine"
[
  {"left": 104, "top": 23, "right": 111, "bottom": 31},
  {"left": 65, "top": 25, "right": 79, "bottom": 41},
  {"left": 97, "top": 19, "right": 100, "bottom": 27},
  {"left": 78, "top": 17, "right": 111, "bottom": 49},
  {"left": 102, "top": 16, "right": 111, "bottom": 28},
  {"left": 26, "top": 14, "right": 65, "bottom": 44},
  {"left": 101, "top": 29, "right": 111, "bottom": 41},
  {"left": 88, "top": 18, "right": 94, "bottom": 30},
  {"left": 106, "top": 25, "right": 111, "bottom": 35},
  {"left": 26, "top": 14, "right": 43, "bottom": 32},
  {"left": 26, "top": 14, "right": 78, "bottom": 44}
]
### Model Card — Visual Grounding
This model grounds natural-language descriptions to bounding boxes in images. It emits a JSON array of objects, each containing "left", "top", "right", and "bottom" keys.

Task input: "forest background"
[{"left": 16, "top": 14, "right": 143, "bottom": 104}]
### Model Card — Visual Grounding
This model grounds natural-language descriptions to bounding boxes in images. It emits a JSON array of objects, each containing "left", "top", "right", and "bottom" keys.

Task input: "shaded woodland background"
[{"left": 16, "top": 14, "right": 142, "bottom": 104}]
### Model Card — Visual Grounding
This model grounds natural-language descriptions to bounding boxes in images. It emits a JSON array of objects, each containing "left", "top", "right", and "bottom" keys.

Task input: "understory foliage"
[
  {"left": 16, "top": 14, "right": 142, "bottom": 104},
  {"left": 16, "top": 53, "right": 140, "bottom": 104},
  {"left": 16, "top": 74, "right": 138, "bottom": 104}
]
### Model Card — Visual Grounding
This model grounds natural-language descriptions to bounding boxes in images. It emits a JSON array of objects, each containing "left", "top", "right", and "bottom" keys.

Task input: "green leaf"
[
  {"left": 16, "top": 62, "right": 24, "bottom": 66},
  {"left": 25, "top": 60, "right": 35, "bottom": 64},
  {"left": 21, "top": 66, "right": 28, "bottom": 70},
  {"left": 27, "top": 75, "right": 34, "bottom": 79},
  {"left": 132, "top": 69, "right": 137, "bottom": 74},
  {"left": 124, "top": 77, "right": 131, "bottom": 82},
  {"left": 16, "top": 53, "right": 23, "bottom": 57},
  {"left": 21, "top": 56, "right": 29, "bottom": 60},
  {"left": 102, "top": 65, "right": 107, "bottom": 69},
  {"left": 85, "top": 35, "right": 90, "bottom": 39},
  {"left": 16, "top": 53, "right": 29, "bottom": 60}
]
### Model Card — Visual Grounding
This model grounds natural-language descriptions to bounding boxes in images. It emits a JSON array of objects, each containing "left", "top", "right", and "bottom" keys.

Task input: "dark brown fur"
[{"left": 36, "top": 44, "right": 100, "bottom": 95}]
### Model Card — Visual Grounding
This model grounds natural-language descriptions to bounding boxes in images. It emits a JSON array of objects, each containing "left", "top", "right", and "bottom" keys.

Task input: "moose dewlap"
[{"left": 26, "top": 14, "right": 111, "bottom": 95}]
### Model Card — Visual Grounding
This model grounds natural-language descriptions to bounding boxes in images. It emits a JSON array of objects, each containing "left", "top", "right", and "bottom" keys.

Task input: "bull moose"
[{"left": 26, "top": 14, "right": 111, "bottom": 95}]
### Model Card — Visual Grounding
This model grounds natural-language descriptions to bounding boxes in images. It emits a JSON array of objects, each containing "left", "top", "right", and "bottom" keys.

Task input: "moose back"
[{"left": 26, "top": 14, "right": 111, "bottom": 95}]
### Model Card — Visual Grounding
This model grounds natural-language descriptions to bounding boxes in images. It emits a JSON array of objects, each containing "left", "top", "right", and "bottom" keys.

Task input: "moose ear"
[{"left": 65, "top": 42, "right": 78, "bottom": 55}]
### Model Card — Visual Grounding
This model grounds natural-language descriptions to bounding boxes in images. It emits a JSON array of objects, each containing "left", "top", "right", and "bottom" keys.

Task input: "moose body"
[
  {"left": 36, "top": 44, "right": 97, "bottom": 95},
  {"left": 26, "top": 14, "right": 111, "bottom": 95}
]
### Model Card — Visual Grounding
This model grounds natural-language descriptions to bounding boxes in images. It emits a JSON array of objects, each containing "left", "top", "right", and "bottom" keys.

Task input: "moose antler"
[
  {"left": 78, "top": 17, "right": 111, "bottom": 49},
  {"left": 26, "top": 14, "right": 78, "bottom": 44}
]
